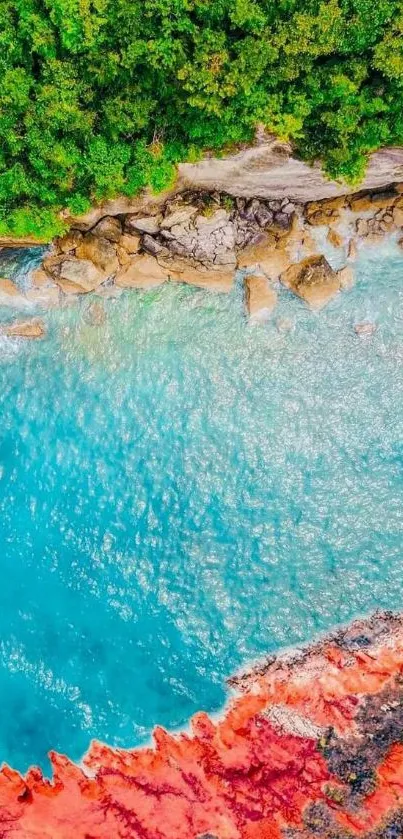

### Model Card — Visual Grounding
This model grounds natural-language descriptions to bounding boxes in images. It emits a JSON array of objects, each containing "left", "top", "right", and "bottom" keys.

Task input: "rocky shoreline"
[
  {"left": 1, "top": 184, "right": 403, "bottom": 338},
  {"left": 1, "top": 611, "right": 403, "bottom": 838}
]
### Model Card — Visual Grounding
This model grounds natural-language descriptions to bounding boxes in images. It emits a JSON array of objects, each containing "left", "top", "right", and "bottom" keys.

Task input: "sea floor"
[{"left": 0, "top": 239, "right": 402, "bottom": 772}]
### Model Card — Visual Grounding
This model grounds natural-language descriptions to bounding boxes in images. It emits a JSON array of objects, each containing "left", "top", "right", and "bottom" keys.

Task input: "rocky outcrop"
[
  {"left": 3, "top": 178, "right": 403, "bottom": 322},
  {"left": 178, "top": 140, "right": 403, "bottom": 202},
  {"left": 1, "top": 612, "right": 403, "bottom": 838}
]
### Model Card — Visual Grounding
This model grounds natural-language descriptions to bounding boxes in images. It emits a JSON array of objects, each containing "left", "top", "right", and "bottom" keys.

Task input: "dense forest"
[{"left": 1, "top": 0, "right": 403, "bottom": 238}]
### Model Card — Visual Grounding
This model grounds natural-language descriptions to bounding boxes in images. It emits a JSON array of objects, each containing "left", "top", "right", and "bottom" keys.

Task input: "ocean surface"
[{"left": 0, "top": 241, "right": 402, "bottom": 773}]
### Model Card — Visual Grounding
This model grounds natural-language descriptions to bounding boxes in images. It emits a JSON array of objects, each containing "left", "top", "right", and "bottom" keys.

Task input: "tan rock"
[
  {"left": 348, "top": 240, "right": 358, "bottom": 261},
  {"left": 356, "top": 218, "right": 369, "bottom": 236},
  {"left": 306, "top": 209, "right": 339, "bottom": 226},
  {"left": 57, "top": 259, "right": 106, "bottom": 293},
  {"left": 0, "top": 278, "right": 29, "bottom": 307},
  {"left": 76, "top": 234, "right": 119, "bottom": 276},
  {"left": 116, "top": 246, "right": 132, "bottom": 267},
  {"left": 91, "top": 216, "right": 122, "bottom": 242},
  {"left": 42, "top": 253, "right": 66, "bottom": 278},
  {"left": 119, "top": 233, "right": 141, "bottom": 254},
  {"left": 4, "top": 319, "right": 45, "bottom": 338},
  {"left": 337, "top": 266, "right": 355, "bottom": 290},
  {"left": 258, "top": 249, "right": 291, "bottom": 282},
  {"left": 349, "top": 194, "right": 373, "bottom": 213},
  {"left": 327, "top": 229, "right": 345, "bottom": 248},
  {"left": 370, "top": 191, "right": 397, "bottom": 211},
  {"left": 0, "top": 277, "right": 20, "bottom": 297},
  {"left": 245, "top": 274, "right": 277, "bottom": 321},
  {"left": 115, "top": 254, "right": 169, "bottom": 289},
  {"left": 31, "top": 268, "right": 54, "bottom": 289},
  {"left": 281, "top": 255, "right": 340, "bottom": 310},
  {"left": 160, "top": 206, "right": 198, "bottom": 229},
  {"left": 308, "top": 196, "right": 346, "bottom": 214},
  {"left": 125, "top": 216, "right": 161, "bottom": 235},
  {"left": 55, "top": 229, "right": 83, "bottom": 253},
  {"left": 237, "top": 233, "right": 278, "bottom": 269},
  {"left": 393, "top": 206, "right": 403, "bottom": 228},
  {"left": 167, "top": 260, "right": 234, "bottom": 293}
]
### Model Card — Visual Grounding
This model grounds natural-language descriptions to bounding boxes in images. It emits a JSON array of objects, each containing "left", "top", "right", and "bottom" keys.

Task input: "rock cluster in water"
[
  {"left": 1, "top": 185, "right": 403, "bottom": 336},
  {"left": 0, "top": 612, "right": 403, "bottom": 838}
]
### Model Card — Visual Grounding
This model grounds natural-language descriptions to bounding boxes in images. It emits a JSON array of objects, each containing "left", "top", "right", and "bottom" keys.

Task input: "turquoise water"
[{"left": 0, "top": 242, "right": 403, "bottom": 772}]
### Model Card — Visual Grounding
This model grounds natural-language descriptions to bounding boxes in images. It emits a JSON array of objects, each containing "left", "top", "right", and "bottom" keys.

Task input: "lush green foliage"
[{"left": 1, "top": 0, "right": 403, "bottom": 237}]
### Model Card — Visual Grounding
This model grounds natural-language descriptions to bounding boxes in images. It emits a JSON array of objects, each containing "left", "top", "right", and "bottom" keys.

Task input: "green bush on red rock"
[{"left": 1, "top": 0, "right": 403, "bottom": 238}]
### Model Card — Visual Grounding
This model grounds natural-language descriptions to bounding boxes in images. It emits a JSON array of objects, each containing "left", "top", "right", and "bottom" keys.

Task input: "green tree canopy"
[{"left": 0, "top": 0, "right": 403, "bottom": 237}]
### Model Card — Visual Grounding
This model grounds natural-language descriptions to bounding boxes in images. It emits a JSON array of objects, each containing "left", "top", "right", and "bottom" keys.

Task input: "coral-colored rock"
[{"left": 1, "top": 612, "right": 403, "bottom": 838}]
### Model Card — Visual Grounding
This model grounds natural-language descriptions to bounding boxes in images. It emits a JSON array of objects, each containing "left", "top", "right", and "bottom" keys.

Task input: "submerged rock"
[
  {"left": 281, "top": 255, "right": 340, "bottom": 309},
  {"left": 25, "top": 286, "right": 60, "bottom": 308},
  {"left": 3, "top": 318, "right": 45, "bottom": 338},
  {"left": 354, "top": 321, "right": 377, "bottom": 337},
  {"left": 83, "top": 301, "right": 106, "bottom": 326}
]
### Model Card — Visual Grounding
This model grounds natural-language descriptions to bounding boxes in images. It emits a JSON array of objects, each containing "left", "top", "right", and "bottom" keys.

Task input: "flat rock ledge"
[
  {"left": 1, "top": 183, "right": 403, "bottom": 325},
  {"left": 1, "top": 611, "right": 403, "bottom": 838}
]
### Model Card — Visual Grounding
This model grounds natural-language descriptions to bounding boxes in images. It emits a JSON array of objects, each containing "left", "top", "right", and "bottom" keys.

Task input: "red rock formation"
[{"left": 1, "top": 612, "right": 403, "bottom": 838}]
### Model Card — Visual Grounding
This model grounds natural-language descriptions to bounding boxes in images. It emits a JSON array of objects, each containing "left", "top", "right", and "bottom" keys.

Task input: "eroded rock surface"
[{"left": 178, "top": 141, "right": 403, "bottom": 201}]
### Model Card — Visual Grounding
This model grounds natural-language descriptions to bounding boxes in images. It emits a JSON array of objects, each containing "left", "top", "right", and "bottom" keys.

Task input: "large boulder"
[
  {"left": 125, "top": 216, "right": 161, "bottom": 235},
  {"left": 245, "top": 275, "right": 277, "bottom": 322},
  {"left": 75, "top": 234, "right": 119, "bottom": 276},
  {"left": 55, "top": 229, "right": 83, "bottom": 253},
  {"left": 4, "top": 318, "right": 45, "bottom": 338},
  {"left": 31, "top": 268, "right": 55, "bottom": 289},
  {"left": 115, "top": 254, "right": 169, "bottom": 289},
  {"left": 119, "top": 233, "right": 141, "bottom": 254},
  {"left": 57, "top": 259, "right": 106, "bottom": 293},
  {"left": 281, "top": 255, "right": 340, "bottom": 309},
  {"left": 26, "top": 286, "right": 60, "bottom": 308},
  {"left": 91, "top": 216, "right": 122, "bottom": 242}
]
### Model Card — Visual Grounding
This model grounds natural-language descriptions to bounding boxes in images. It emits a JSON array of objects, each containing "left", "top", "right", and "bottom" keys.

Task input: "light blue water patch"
[{"left": 0, "top": 241, "right": 403, "bottom": 772}]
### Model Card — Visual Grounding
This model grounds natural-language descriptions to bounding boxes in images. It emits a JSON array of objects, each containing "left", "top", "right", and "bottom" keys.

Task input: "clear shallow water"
[{"left": 0, "top": 241, "right": 403, "bottom": 772}]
